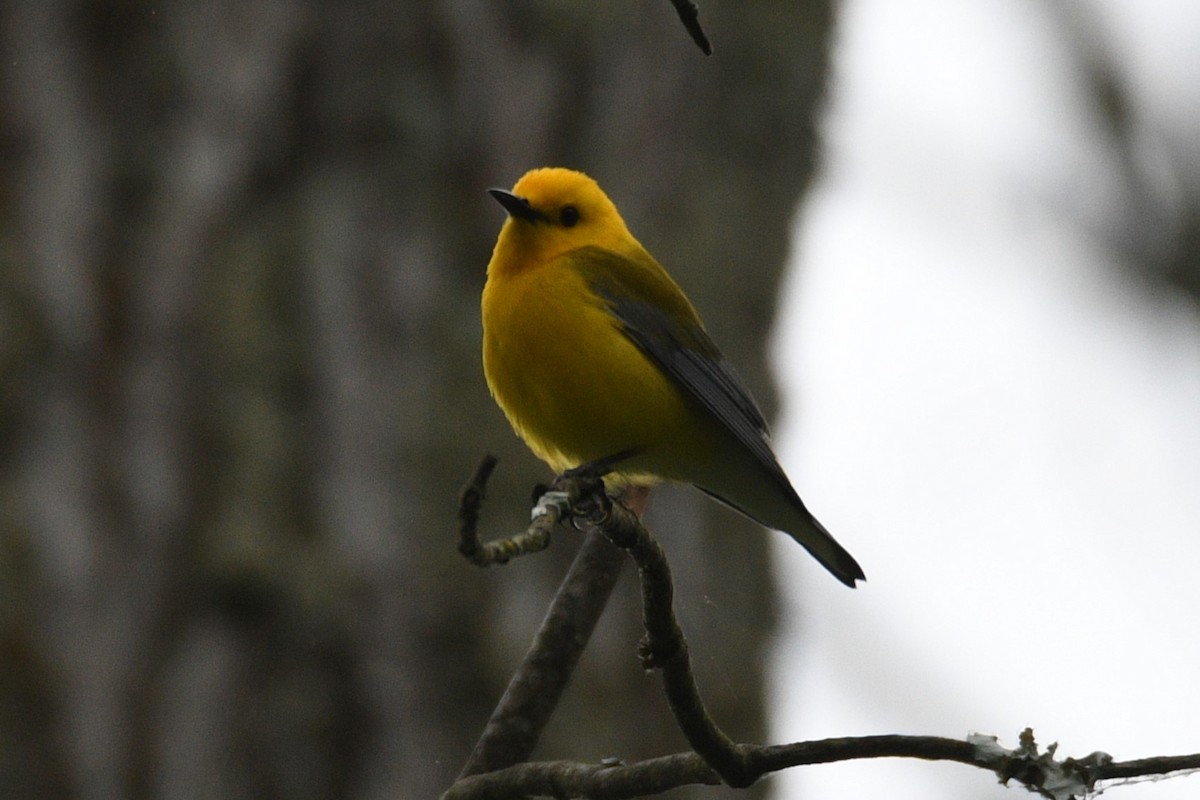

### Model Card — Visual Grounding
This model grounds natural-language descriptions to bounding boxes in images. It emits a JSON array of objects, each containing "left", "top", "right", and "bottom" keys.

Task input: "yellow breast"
[{"left": 482, "top": 251, "right": 712, "bottom": 482}]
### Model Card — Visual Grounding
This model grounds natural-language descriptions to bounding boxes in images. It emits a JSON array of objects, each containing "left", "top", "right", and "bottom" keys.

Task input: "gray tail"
[{"left": 697, "top": 485, "right": 865, "bottom": 588}]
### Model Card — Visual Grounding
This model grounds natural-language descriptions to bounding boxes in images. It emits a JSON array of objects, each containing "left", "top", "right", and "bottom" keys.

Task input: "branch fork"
[{"left": 446, "top": 456, "right": 1200, "bottom": 798}]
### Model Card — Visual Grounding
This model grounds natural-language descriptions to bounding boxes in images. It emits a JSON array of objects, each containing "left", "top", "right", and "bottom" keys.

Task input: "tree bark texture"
[{"left": 0, "top": 2, "right": 833, "bottom": 798}]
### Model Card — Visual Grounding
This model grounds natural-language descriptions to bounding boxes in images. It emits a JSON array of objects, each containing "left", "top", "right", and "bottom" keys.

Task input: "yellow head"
[{"left": 487, "top": 168, "right": 640, "bottom": 278}]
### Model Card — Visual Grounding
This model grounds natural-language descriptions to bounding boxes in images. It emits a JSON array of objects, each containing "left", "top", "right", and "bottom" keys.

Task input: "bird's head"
[{"left": 487, "top": 168, "right": 637, "bottom": 274}]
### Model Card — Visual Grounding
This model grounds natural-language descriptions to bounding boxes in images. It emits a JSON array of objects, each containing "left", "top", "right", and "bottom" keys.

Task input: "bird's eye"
[{"left": 560, "top": 206, "right": 580, "bottom": 227}]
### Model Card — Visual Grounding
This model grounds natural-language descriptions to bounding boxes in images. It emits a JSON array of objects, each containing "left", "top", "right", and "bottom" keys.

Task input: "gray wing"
[
  {"left": 573, "top": 247, "right": 790, "bottom": 488},
  {"left": 573, "top": 247, "right": 866, "bottom": 586}
]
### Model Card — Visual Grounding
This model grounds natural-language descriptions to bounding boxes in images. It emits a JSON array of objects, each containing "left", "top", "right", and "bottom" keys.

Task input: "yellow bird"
[{"left": 482, "top": 167, "right": 864, "bottom": 587}]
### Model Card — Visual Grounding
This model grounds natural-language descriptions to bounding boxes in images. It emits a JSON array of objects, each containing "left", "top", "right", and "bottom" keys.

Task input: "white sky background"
[{"left": 769, "top": 1, "right": 1200, "bottom": 799}]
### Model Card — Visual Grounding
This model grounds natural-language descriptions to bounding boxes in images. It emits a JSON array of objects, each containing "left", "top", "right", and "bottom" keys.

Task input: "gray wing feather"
[{"left": 589, "top": 287, "right": 791, "bottom": 491}]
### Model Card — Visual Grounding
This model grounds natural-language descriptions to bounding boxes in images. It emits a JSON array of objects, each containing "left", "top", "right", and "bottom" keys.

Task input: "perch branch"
[
  {"left": 458, "top": 531, "right": 625, "bottom": 777},
  {"left": 593, "top": 494, "right": 754, "bottom": 786},
  {"left": 449, "top": 459, "right": 1200, "bottom": 799},
  {"left": 444, "top": 731, "right": 1200, "bottom": 800},
  {"left": 456, "top": 459, "right": 627, "bottom": 777}
]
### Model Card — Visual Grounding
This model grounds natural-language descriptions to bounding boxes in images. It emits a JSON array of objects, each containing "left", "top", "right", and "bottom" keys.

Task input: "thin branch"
[
  {"left": 456, "top": 454, "right": 497, "bottom": 555},
  {"left": 595, "top": 495, "right": 754, "bottom": 786},
  {"left": 456, "top": 460, "right": 627, "bottom": 777},
  {"left": 1102, "top": 754, "right": 1200, "bottom": 781},
  {"left": 445, "top": 753, "right": 718, "bottom": 800},
  {"left": 451, "top": 466, "right": 1200, "bottom": 798},
  {"left": 458, "top": 454, "right": 563, "bottom": 565},
  {"left": 667, "top": 0, "right": 712, "bottom": 55},
  {"left": 458, "top": 531, "right": 626, "bottom": 777},
  {"left": 443, "top": 733, "right": 1200, "bottom": 800}
]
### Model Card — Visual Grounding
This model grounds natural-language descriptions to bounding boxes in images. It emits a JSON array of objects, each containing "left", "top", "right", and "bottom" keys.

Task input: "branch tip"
[
  {"left": 456, "top": 455, "right": 566, "bottom": 566},
  {"left": 669, "top": 0, "right": 712, "bottom": 55}
]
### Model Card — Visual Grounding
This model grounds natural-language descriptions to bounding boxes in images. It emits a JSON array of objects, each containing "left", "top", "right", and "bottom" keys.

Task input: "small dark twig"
[
  {"left": 457, "top": 454, "right": 563, "bottom": 565},
  {"left": 457, "top": 454, "right": 498, "bottom": 555},
  {"left": 667, "top": 0, "right": 712, "bottom": 55}
]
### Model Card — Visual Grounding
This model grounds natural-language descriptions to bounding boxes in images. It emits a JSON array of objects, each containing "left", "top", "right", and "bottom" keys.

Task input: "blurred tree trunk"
[{"left": 0, "top": 2, "right": 833, "bottom": 798}]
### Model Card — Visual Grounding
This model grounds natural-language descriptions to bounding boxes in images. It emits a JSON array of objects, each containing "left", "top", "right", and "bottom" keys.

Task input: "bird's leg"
[
  {"left": 561, "top": 447, "right": 641, "bottom": 480},
  {"left": 536, "top": 449, "right": 636, "bottom": 529},
  {"left": 617, "top": 484, "right": 651, "bottom": 518}
]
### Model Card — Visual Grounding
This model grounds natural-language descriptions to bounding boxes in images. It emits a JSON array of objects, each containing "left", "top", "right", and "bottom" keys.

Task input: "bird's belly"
[{"left": 483, "top": 270, "right": 712, "bottom": 479}]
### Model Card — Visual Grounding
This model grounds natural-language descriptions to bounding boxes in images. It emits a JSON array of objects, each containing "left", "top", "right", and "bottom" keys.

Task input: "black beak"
[{"left": 488, "top": 188, "right": 546, "bottom": 222}]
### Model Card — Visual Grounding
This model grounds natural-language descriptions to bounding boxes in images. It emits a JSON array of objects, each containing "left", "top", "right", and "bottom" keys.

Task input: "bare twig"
[
  {"left": 667, "top": 0, "right": 712, "bottom": 55},
  {"left": 457, "top": 531, "right": 626, "bottom": 777},
  {"left": 456, "top": 461, "right": 627, "bottom": 777},
  {"left": 444, "top": 731, "right": 1200, "bottom": 800},
  {"left": 450, "top": 464, "right": 1200, "bottom": 799},
  {"left": 456, "top": 461, "right": 757, "bottom": 785},
  {"left": 595, "top": 496, "right": 754, "bottom": 785},
  {"left": 458, "top": 455, "right": 563, "bottom": 565}
]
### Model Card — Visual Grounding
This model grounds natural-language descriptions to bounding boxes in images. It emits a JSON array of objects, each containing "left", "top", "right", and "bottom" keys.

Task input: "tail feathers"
[
  {"left": 780, "top": 503, "right": 865, "bottom": 587},
  {"left": 696, "top": 480, "right": 865, "bottom": 587}
]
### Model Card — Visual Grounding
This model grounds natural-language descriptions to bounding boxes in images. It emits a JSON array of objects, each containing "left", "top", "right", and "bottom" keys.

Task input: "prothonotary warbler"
[{"left": 482, "top": 167, "right": 864, "bottom": 587}]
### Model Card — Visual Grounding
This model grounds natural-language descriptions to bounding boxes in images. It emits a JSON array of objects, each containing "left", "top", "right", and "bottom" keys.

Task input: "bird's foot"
[{"left": 561, "top": 448, "right": 641, "bottom": 480}]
